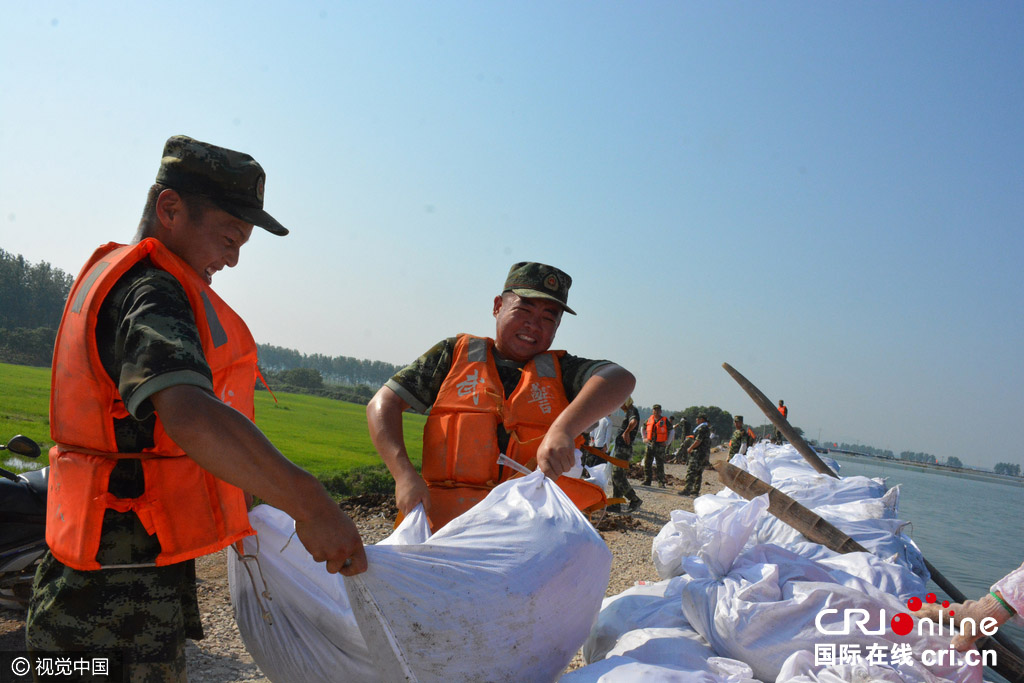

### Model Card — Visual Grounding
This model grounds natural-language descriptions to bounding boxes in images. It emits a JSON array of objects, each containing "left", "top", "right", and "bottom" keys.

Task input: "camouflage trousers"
[
  {"left": 607, "top": 444, "right": 640, "bottom": 503},
  {"left": 683, "top": 448, "right": 710, "bottom": 494},
  {"left": 643, "top": 441, "right": 668, "bottom": 484},
  {"left": 26, "top": 512, "right": 202, "bottom": 682}
]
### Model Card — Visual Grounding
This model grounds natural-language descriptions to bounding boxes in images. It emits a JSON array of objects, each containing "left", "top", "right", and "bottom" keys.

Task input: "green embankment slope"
[{"left": 0, "top": 362, "right": 421, "bottom": 496}]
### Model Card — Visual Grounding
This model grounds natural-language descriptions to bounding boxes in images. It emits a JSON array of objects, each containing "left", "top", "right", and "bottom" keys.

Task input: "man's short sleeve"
[
  {"left": 385, "top": 337, "right": 457, "bottom": 414},
  {"left": 97, "top": 263, "right": 214, "bottom": 420},
  {"left": 559, "top": 352, "right": 613, "bottom": 401}
]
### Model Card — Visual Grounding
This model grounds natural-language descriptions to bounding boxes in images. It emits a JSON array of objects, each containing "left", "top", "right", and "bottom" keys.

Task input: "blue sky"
[{"left": 2, "top": 2, "right": 1022, "bottom": 469}]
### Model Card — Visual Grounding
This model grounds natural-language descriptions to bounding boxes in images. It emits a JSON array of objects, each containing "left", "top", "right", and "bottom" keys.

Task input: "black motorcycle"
[{"left": 0, "top": 434, "right": 47, "bottom": 609}]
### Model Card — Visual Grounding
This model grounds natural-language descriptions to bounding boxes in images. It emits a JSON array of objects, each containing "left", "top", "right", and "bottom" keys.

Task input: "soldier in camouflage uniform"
[
  {"left": 642, "top": 404, "right": 670, "bottom": 487},
  {"left": 366, "top": 262, "right": 635, "bottom": 525},
  {"left": 606, "top": 397, "right": 642, "bottom": 513},
  {"left": 728, "top": 415, "right": 753, "bottom": 457},
  {"left": 680, "top": 414, "right": 711, "bottom": 496},
  {"left": 27, "top": 136, "right": 367, "bottom": 681}
]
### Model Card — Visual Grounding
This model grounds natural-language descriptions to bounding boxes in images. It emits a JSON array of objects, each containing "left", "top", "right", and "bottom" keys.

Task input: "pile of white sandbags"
[{"left": 570, "top": 443, "right": 984, "bottom": 683}]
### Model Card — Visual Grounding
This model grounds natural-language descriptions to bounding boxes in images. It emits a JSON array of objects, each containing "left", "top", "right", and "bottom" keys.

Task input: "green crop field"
[{"left": 0, "top": 362, "right": 423, "bottom": 494}]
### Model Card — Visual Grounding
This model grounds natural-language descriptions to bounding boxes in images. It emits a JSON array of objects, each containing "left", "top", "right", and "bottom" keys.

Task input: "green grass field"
[{"left": 0, "top": 362, "right": 423, "bottom": 494}]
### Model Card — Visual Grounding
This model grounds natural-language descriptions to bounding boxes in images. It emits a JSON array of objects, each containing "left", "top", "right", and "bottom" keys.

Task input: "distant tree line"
[
  {"left": 0, "top": 248, "right": 401, "bottom": 404},
  {"left": 257, "top": 344, "right": 401, "bottom": 389},
  {"left": 259, "top": 367, "right": 379, "bottom": 405},
  {"left": 994, "top": 462, "right": 1021, "bottom": 477},
  {"left": 899, "top": 450, "right": 938, "bottom": 465},
  {"left": 835, "top": 442, "right": 896, "bottom": 459},
  {"left": 0, "top": 249, "right": 73, "bottom": 366}
]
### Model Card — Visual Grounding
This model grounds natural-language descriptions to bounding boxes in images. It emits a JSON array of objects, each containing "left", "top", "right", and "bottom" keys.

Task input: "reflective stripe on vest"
[{"left": 47, "top": 239, "right": 256, "bottom": 570}]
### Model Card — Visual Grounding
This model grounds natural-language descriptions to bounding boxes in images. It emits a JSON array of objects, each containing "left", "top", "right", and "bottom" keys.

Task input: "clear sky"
[{"left": 2, "top": 2, "right": 1022, "bottom": 469}]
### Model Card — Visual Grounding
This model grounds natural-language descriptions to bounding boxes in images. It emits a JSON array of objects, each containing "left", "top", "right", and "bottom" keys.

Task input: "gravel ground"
[{"left": 0, "top": 450, "right": 727, "bottom": 681}]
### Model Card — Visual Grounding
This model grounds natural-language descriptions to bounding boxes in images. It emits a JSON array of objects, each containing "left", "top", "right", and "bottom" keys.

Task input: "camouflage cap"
[
  {"left": 155, "top": 135, "right": 288, "bottom": 236},
  {"left": 735, "top": 415, "right": 743, "bottom": 422},
  {"left": 502, "top": 261, "right": 576, "bottom": 315},
  {"left": 652, "top": 404, "right": 662, "bottom": 411}
]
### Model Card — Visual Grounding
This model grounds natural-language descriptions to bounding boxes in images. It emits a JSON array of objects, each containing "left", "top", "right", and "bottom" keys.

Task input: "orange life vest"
[
  {"left": 778, "top": 405, "right": 788, "bottom": 419},
  {"left": 646, "top": 415, "right": 669, "bottom": 443},
  {"left": 47, "top": 239, "right": 256, "bottom": 571},
  {"left": 420, "top": 334, "right": 605, "bottom": 530}
]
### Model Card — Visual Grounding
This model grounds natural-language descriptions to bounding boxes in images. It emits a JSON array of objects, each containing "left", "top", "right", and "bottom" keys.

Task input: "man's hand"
[
  {"left": 294, "top": 501, "right": 368, "bottom": 575},
  {"left": 913, "top": 593, "right": 1013, "bottom": 651},
  {"left": 536, "top": 427, "right": 577, "bottom": 479},
  {"left": 394, "top": 468, "right": 431, "bottom": 516},
  {"left": 150, "top": 386, "right": 369, "bottom": 576}
]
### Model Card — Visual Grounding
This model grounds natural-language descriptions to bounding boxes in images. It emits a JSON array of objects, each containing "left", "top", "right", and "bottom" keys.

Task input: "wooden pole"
[
  {"left": 722, "top": 362, "right": 838, "bottom": 478},
  {"left": 712, "top": 459, "right": 1024, "bottom": 680},
  {"left": 713, "top": 459, "right": 864, "bottom": 553}
]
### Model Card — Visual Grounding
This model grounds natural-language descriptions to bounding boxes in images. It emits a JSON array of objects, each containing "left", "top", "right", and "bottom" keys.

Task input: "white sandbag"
[
  {"left": 752, "top": 514, "right": 928, "bottom": 579},
  {"left": 346, "top": 469, "right": 612, "bottom": 683},
  {"left": 582, "top": 578, "right": 691, "bottom": 663},
  {"left": 584, "top": 462, "right": 613, "bottom": 495},
  {"left": 651, "top": 494, "right": 769, "bottom": 580},
  {"left": 562, "top": 656, "right": 733, "bottom": 683},
  {"left": 227, "top": 504, "right": 379, "bottom": 683},
  {"left": 566, "top": 628, "right": 760, "bottom": 682},
  {"left": 678, "top": 544, "right": 980, "bottom": 683},
  {"left": 565, "top": 447, "right": 585, "bottom": 479},
  {"left": 775, "top": 648, "right": 966, "bottom": 683}
]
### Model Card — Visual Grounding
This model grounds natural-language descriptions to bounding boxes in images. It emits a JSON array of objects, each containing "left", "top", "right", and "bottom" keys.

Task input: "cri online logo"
[
  {"left": 815, "top": 593, "right": 951, "bottom": 636},
  {"left": 816, "top": 592, "right": 997, "bottom": 640}
]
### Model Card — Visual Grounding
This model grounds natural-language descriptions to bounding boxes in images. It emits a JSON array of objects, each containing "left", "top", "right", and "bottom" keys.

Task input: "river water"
[{"left": 830, "top": 455, "right": 1023, "bottom": 679}]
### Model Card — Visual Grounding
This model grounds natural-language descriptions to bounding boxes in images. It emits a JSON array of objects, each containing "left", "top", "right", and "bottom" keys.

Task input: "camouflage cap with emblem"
[
  {"left": 155, "top": 135, "right": 289, "bottom": 236},
  {"left": 502, "top": 261, "right": 576, "bottom": 315}
]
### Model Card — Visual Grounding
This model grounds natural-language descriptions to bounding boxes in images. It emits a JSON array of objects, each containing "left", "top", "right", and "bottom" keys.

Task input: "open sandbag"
[{"left": 344, "top": 468, "right": 612, "bottom": 682}]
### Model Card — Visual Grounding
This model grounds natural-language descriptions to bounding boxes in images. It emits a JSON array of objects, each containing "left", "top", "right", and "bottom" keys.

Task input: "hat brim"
[
  {"left": 217, "top": 201, "right": 289, "bottom": 236},
  {"left": 507, "top": 287, "right": 576, "bottom": 315}
]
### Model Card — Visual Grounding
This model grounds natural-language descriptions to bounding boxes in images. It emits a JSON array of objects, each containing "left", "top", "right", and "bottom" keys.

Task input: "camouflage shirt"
[
  {"left": 692, "top": 422, "right": 711, "bottom": 456},
  {"left": 614, "top": 404, "right": 640, "bottom": 448},
  {"left": 386, "top": 336, "right": 611, "bottom": 453},
  {"left": 95, "top": 259, "right": 214, "bottom": 502},
  {"left": 729, "top": 425, "right": 747, "bottom": 456},
  {"left": 96, "top": 259, "right": 214, "bottom": 453}
]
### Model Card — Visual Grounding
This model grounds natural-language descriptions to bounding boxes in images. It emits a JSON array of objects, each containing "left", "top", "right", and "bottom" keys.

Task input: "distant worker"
[
  {"left": 671, "top": 415, "right": 692, "bottom": 463},
  {"left": 643, "top": 404, "right": 670, "bottom": 487},
  {"left": 774, "top": 399, "right": 788, "bottom": 443},
  {"left": 590, "top": 414, "right": 613, "bottom": 455},
  {"left": 729, "top": 415, "right": 755, "bottom": 457},
  {"left": 680, "top": 414, "right": 711, "bottom": 496},
  {"left": 913, "top": 560, "right": 1022, "bottom": 651},
  {"left": 606, "top": 398, "right": 642, "bottom": 513},
  {"left": 366, "top": 262, "right": 636, "bottom": 531},
  {"left": 583, "top": 413, "right": 613, "bottom": 469}
]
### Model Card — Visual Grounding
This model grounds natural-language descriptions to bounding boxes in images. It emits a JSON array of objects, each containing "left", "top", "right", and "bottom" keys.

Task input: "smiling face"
[
  {"left": 492, "top": 291, "right": 563, "bottom": 361},
  {"left": 157, "top": 190, "right": 254, "bottom": 284}
]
